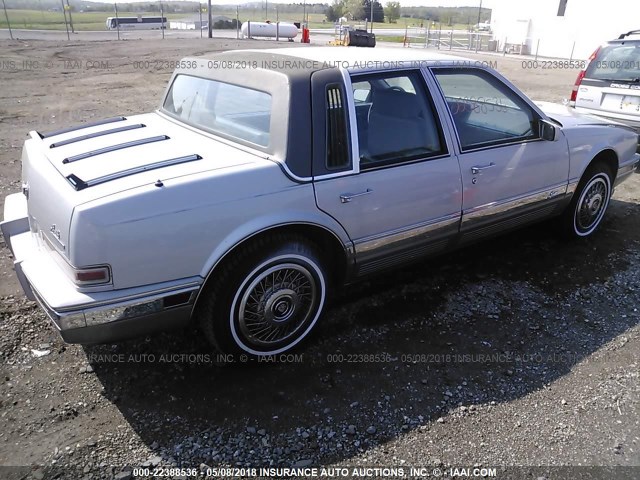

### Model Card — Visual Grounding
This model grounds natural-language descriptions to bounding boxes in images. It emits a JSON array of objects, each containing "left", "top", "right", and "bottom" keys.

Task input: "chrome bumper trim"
[{"left": 32, "top": 284, "right": 199, "bottom": 332}]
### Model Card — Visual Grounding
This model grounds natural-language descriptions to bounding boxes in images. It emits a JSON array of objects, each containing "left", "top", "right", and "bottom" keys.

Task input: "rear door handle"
[
  {"left": 471, "top": 163, "right": 495, "bottom": 175},
  {"left": 340, "top": 188, "right": 373, "bottom": 203}
]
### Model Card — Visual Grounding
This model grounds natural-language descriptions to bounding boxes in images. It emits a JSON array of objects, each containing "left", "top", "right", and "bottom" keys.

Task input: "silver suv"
[{"left": 571, "top": 30, "right": 640, "bottom": 147}]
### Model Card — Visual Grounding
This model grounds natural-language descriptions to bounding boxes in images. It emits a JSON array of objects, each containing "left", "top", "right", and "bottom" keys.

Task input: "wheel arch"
[
  {"left": 192, "top": 220, "right": 354, "bottom": 316},
  {"left": 577, "top": 148, "right": 618, "bottom": 185},
  {"left": 589, "top": 148, "right": 618, "bottom": 181}
]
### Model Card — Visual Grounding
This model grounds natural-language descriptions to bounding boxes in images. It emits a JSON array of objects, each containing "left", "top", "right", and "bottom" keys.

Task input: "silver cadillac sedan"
[{"left": 2, "top": 47, "right": 639, "bottom": 358}]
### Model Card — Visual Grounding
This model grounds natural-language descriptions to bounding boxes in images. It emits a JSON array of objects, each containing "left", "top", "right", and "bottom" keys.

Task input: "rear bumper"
[{"left": 1, "top": 192, "right": 200, "bottom": 344}]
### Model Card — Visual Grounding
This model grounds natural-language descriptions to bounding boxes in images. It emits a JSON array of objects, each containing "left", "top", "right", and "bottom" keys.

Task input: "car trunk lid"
[{"left": 23, "top": 112, "right": 265, "bottom": 261}]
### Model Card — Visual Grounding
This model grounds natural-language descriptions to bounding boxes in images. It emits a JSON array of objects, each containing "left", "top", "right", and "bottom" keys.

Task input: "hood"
[
  {"left": 33, "top": 112, "right": 265, "bottom": 197},
  {"left": 535, "top": 101, "right": 635, "bottom": 130}
]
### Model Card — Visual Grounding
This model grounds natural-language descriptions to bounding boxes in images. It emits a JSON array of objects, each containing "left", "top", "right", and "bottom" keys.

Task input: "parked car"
[
  {"left": 570, "top": 29, "right": 640, "bottom": 149},
  {"left": 2, "top": 48, "right": 639, "bottom": 357}
]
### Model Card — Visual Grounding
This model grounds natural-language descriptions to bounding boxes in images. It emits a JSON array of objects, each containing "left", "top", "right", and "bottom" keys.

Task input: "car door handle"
[
  {"left": 471, "top": 163, "right": 496, "bottom": 175},
  {"left": 340, "top": 188, "right": 373, "bottom": 203}
]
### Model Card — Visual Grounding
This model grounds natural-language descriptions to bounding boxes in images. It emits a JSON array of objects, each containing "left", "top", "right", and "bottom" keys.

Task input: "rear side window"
[
  {"left": 163, "top": 74, "right": 272, "bottom": 147},
  {"left": 585, "top": 44, "right": 640, "bottom": 82},
  {"left": 326, "top": 85, "right": 350, "bottom": 170}
]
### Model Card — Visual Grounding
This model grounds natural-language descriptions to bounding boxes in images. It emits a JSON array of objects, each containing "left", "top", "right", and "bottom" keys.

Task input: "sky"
[{"left": 92, "top": 0, "right": 494, "bottom": 8}]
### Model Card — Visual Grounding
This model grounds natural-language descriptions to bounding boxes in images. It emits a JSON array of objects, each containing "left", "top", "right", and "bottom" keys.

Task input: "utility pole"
[
  {"left": 199, "top": 3, "right": 202, "bottom": 38},
  {"left": 65, "top": 0, "right": 74, "bottom": 33},
  {"left": 114, "top": 2, "right": 120, "bottom": 40},
  {"left": 476, "top": 0, "right": 483, "bottom": 29},
  {"left": 370, "top": 0, "right": 374, "bottom": 33},
  {"left": 1, "top": 0, "right": 12, "bottom": 40},
  {"left": 160, "top": 2, "right": 164, "bottom": 39},
  {"left": 61, "top": 0, "right": 70, "bottom": 40},
  {"left": 207, "top": 0, "right": 212, "bottom": 38}
]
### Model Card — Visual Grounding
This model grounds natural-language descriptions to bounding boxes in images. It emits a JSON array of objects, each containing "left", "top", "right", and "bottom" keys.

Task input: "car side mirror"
[{"left": 538, "top": 119, "right": 558, "bottom": 141}]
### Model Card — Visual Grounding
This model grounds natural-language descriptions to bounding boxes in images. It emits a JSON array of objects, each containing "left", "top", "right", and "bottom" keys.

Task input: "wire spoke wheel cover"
[
  {"left": 573, "top": 174, "right": 610, "bottom": 236},
  {"left": 230, "top": 254, "right": 325, "bottom": 355}
]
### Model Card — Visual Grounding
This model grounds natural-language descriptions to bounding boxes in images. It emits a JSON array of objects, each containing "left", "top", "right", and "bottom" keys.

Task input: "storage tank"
[{"left": 241, "top": 21, "right": 298, "bottom": 40}]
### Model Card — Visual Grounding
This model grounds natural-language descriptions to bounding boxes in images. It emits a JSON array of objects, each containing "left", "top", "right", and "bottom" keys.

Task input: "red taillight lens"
[
  {"left": 570, "top": 46, "right": 601, "bottom": 106},
  {"left": 570, "top": 70, "right": 586, "bottom": 104},
  {"left": 74, "top": 266, "right": 111, "bottom": 285}
]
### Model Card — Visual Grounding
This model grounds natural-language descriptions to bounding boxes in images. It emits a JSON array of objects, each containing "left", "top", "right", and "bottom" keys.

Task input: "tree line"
[{"left": 326, "top": 2, "right": 489, "bottom": 25}]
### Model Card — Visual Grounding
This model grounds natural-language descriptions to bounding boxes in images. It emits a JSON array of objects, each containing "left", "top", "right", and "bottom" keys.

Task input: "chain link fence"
[
  {"left": 0, "top": 2, "right": 248, "bottom": 41},
  {"left": 403, "top": 27, "right": 586, "bottom": 61}
]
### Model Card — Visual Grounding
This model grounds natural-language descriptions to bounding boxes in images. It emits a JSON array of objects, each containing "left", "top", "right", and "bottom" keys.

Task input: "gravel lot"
[{"left": 0, "top": 38, "right": 638, "bottom": 480}]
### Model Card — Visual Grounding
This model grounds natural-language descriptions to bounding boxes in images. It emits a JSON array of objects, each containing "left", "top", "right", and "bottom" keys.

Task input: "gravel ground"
[{"left": 0, "top": 38, "right": 638, "bottom": 480}]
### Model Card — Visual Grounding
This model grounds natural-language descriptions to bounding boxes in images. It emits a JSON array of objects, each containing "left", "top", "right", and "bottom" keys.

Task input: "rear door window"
[{"left": 350, "top": 70, "right": 447, "bottom": 169}]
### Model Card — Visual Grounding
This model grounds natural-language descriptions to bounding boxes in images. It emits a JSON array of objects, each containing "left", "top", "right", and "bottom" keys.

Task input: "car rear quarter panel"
[{"left": 72, "top": 162, "right": 351, "bottom": 290}]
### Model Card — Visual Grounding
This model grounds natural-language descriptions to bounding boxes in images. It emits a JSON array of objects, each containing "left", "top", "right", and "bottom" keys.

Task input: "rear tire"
[
  {"left": 196, "top": 235, "right": 328, "bottom": 357},
  {"left": 560, "top": 163, "right": 612, "bottom": 239}
]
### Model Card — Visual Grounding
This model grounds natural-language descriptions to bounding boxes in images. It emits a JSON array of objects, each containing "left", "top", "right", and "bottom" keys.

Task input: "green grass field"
[{"left": 0, "top": 9, "right": 474, "bottom": 32}]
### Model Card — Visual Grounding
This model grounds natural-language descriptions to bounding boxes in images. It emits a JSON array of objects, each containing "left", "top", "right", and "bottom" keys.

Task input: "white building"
[{"left": 488, "top": 0, "right": 640, "bottom": 59}]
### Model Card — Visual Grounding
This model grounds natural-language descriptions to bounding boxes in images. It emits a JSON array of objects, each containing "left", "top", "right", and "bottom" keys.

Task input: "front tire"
[
  {"left": 560, "top": 163, "right": 612, "bottom": 238},
  {"left": 196, "top": 236, "right": 328, "bottom": 357}
]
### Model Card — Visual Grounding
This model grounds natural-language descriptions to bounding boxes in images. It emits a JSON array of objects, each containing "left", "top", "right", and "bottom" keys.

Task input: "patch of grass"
[
  {"left": 0, "top": 9, "right": 189, "bottom": 31},
  {"left": 0, "top": 9, "right": 476, "bottom": 32},
  {"left": 375, "top": 35, "right": 406, "bottom": 43}
]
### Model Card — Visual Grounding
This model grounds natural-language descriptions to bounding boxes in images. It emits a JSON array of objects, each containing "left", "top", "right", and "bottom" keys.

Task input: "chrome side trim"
[
  {"left": 567, "top": 180, "right": 579, "bottom": 196},
  {"left": 462, "top": 184, "right": 568, "bottom": 228},
  {"left": 356, "top": 213, "right": 460, "bottom": 255},
  {"left": 84, "top": 290, "right": 196, "bottom": 327}
]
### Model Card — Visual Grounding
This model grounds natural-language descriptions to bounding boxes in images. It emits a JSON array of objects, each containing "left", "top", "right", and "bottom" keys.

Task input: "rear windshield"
[
  {"left": 163, "top": 74, "right": 272, "bottom": 147},
  {"left": 586, "top": 43, "right": 640, "bottom": 82}
]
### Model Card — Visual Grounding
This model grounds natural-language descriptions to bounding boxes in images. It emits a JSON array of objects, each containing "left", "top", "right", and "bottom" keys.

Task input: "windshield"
[
  {"left": 586, "top": 43, "right": 640, "bottom": 82},
  {"left": 163, "top": 74, "right": 272, "bottom": 147}
]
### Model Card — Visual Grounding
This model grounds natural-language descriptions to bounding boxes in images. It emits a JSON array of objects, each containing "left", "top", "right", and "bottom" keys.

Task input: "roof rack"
[{"left": 618, "top": 30, "right": 640, "bottom": 39}]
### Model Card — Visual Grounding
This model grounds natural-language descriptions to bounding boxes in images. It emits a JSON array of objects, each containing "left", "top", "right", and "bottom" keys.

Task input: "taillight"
[
  {"left": 570, "top": 70, "right": 586, "bottom": 105},
  {"left": 74, "top": 266, "right": 111, "bottom": 286},
  {"left": 569, "top": 46, "right": 601, "bottom": 107}
]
